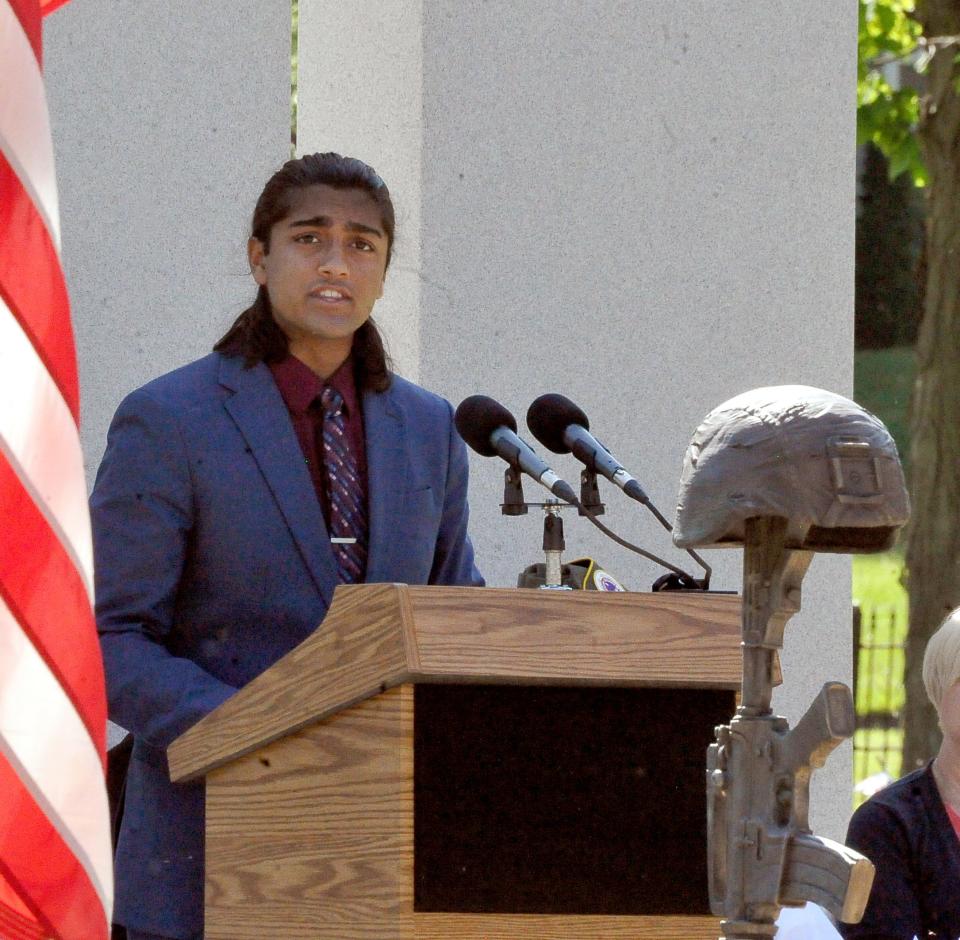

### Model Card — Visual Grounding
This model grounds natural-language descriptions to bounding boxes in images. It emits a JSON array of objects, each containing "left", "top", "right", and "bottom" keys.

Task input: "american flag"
[{"left": 0, "top": 0, "right": 113, "bottom": 937}]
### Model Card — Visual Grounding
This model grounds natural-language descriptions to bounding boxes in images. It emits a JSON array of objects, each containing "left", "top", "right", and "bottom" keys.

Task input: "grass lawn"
[
  {"left": 852, "top": 551, "right": 908, "bottom": 787},
  {"left": 853, "top": 345, "right": 915, "bottom": 473},
  {"left": 852, "top": 551, "right": 908, "bottom": 615},
  {"left": 851, "top": 346, "right": 914, "bottom": 790}
]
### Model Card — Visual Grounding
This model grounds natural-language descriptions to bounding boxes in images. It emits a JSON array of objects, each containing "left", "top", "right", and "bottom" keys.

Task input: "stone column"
[{"left": 299, "top": 0, "right": 857, "bottom": 839}]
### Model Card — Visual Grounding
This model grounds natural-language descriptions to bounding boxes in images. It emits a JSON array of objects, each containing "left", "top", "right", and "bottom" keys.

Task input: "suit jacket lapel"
[
  {"left": 218, "top": 356, "right": 339, "bottom": 607},
  {"left": 363, "top": 384, "right": 405, "bottom": 583}
]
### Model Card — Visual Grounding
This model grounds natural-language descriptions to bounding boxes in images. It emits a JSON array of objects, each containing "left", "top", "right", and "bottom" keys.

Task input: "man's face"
[{"left": 248, "top": 184, "right": 388, "bottom": 365}]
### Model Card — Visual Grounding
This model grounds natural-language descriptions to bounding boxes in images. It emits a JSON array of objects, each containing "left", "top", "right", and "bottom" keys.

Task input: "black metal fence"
[{"left": 852, "top": 605, "right": 905, "bottom": 794}]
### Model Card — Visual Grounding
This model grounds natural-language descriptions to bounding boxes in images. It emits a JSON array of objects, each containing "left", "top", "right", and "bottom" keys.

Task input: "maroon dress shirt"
[{"left": 269, "top": 353, "right": 369, "bottom": 534}]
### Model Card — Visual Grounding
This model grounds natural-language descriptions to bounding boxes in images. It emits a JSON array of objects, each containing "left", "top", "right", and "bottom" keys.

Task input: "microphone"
[
  {"left": 527, "top": 392, "right": 713, "bottom": 590},
  {"left": 455, "top": 395, "right": 577, "bottom": 503},
  {"left": 526, "top": 393, "right": 649, "bottom": 504}
]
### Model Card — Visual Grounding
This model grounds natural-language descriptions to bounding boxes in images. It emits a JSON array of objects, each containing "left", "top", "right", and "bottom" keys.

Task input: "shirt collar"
[{"left": 269, "top": 353, "right": 361, "bottom": 417}]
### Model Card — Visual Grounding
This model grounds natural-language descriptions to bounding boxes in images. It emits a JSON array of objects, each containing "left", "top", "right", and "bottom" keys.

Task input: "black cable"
[
  {"left": 555, "top": 492, "right": 699, "bottom": 584},
  {"left": 640, "top": 500, "right": 712, "bottom": 588}
]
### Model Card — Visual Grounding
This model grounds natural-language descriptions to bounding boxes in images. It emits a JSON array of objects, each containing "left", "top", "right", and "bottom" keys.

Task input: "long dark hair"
[{"left": 215, "top": 153, "right": 395, "bottom": 391}]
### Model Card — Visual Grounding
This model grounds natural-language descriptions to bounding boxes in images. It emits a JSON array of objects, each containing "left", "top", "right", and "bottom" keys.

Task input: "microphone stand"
[
  {"left": 541, "top": 500, "right": 570, "bottom": 588},
  {"left": 500, "top": 461, "right": 703, "bottom": 588},
  {"left": 578, "top": 467, "right": 604, "bottom": 516},
  {"left": 501, "top": 465, "right": 528, "bottom": 516}
]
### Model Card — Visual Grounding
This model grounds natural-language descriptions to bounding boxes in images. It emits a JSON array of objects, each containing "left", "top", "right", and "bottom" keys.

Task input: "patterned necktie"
[{"left": 320, "top": 386, "right": 367, "bottom": 583}]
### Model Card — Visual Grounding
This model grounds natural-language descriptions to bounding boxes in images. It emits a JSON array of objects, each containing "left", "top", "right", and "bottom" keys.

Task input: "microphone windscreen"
[
  {"left": 527, "top": 393, "right": 590, "bottom": 454},
  {"left": 455, "top": 395, "right": 518, "bottom": 457}
]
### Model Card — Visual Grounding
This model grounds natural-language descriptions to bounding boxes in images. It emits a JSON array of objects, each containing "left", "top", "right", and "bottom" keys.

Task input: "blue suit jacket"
[{"left": 91, "top": 352, "right": 482, "bottom": 937}]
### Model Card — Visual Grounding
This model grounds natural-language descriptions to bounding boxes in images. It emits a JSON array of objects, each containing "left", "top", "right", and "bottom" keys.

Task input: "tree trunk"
[{"left": 903, "top": 0, "right": 960, "bottom": 772}]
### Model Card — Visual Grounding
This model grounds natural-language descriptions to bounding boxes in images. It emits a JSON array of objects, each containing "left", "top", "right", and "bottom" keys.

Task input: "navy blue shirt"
[{"left": 841, "top": 762, "right": 960, "bottom": 939}]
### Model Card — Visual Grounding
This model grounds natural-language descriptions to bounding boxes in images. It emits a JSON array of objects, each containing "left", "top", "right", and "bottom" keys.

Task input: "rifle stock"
[{"left": 780, "top": 833, "right": 874, "bottom": 924}]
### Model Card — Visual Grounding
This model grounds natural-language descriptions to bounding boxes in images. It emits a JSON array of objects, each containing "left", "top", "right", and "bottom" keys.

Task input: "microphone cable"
[
  {"left": 526, "top": 392, "right": 711, "bottom": 588},
  {"left": 632, "top": 498, "right": 712, "bottom": 589},
  {"left": 556, "top": 491, "right": 702, "bottom": 588}
]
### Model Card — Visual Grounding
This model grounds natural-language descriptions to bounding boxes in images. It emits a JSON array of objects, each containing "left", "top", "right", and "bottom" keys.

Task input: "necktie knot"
[{"left": 320, "top": 386, "right": 343, "bottom": 418}]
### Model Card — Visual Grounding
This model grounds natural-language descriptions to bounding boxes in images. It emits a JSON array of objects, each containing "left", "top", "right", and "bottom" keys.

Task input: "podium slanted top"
[{"left": 168, "top": 583, "right": 740, "bottom": 783}]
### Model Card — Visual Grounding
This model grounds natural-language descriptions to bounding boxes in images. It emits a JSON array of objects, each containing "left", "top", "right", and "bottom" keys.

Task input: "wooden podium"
[{"left": 169, "top": 585, "right": 741, "bottom": 939}]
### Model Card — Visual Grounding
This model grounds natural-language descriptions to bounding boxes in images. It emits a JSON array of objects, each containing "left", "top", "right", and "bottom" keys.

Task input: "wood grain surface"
[
  {"left": 410, "top": 912, "right": 721, "bottom": 938},
  {"left": 204, "top": 685, "right": 414, "bottom": 939},
  {"left": 170, "top": 585, "right": 741, "bottom": 782},
  {"left": 203, "top": 679, "right": 722, "bottom": 938},
  {"left": 169, "top": 583, "right": 414, "bottom": 781},
  {"left": 200, "top": 659, "right": 736, "bottom": 937},
  {"left": 205, "top": 910, "right": 720, "bottom": 939},
  {"left": 408, "top": 586, "right": 740, "bottom": 687}
]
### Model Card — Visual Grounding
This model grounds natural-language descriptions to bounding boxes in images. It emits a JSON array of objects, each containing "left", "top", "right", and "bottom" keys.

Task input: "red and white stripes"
[{"left": 1, "top": 0, "right": 113, "bottom": 937}]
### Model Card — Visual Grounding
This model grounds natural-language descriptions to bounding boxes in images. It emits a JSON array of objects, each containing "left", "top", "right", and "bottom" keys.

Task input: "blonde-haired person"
[{"left": 840, "top": 610, "right": 960, "bottom": 939}]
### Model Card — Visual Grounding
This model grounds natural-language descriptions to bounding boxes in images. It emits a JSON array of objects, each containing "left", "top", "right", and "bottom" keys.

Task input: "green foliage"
[
  {"left": 852, "top": 551, "right": 907, "bottom": 726},
  {"left": 858, "top": 0, "right": 921, "bottom": 76},
  {"left": 857, "top": 0, "right": 927, "bottom": 184},
  {"left": 856, "top": 146, "right": 924, "bottom": 349}
]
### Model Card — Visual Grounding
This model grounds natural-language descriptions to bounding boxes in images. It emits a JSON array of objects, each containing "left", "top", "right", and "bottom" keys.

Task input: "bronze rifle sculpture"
[{"left": 673, "top": 386, "right": 910, "bottom": 940}]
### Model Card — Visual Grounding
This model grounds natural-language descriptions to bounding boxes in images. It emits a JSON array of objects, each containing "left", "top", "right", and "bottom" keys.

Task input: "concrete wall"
[
  {"left": 299, "top": 1, "right": 857, "bottom": 840},
  {"left": 45, "top": 0, "right": 290, "bottom": 748},
  {"left": 45, "top": 0, "right": 291, "bottom": 480},
  {"left": 47, "top": 1, "right": 857, "bottom": 838}
]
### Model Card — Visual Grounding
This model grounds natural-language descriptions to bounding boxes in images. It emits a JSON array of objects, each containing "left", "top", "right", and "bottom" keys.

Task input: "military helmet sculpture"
[
  {"left": 673, "top": 385, "right": 910, "bottom": 939},
  {"left": 673, "top": 385, "right": 909, "bottom": 553}
]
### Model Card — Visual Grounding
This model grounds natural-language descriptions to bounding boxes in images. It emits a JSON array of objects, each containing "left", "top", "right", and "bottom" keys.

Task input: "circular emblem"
[{"left": 593, "top": 570, "right": 625, "bottom": 592}]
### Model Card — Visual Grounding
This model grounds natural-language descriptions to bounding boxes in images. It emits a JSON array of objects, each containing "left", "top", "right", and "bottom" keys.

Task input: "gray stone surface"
[
  {"left": 300, "top": 1, "right": 857, "bottom": 840},
  {"left": 45, "top": 0, "right": 291, "bottom": 482},
  {"left": 297, "top": 0, "right": 426, "bottom": 381},
  {"left": 45, "top": 1, "right": 290, "bottom": 749},
  {"left": 46, "top": 1, "right": 858, "bottom": 838}
]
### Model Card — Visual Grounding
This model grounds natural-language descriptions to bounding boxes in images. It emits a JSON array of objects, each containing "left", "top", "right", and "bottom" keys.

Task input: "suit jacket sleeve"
[
  {"left": 428, "top": 399, "right": 484, "bottom": 587},
  {"left": 91, "top": 388, "right": 237, "bottom": 750}
]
